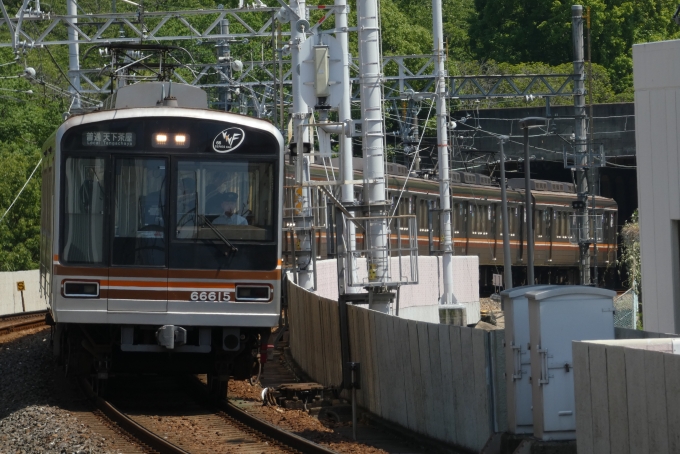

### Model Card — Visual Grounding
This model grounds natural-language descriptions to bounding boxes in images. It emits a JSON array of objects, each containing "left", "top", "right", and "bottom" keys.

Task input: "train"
[
  {"left": 39, "top": 82, "right": 284, "bottom": 394},
  {"left": 283, "top": 158, "right": 618, "bottom": 289},
  {"left": 38, "top": 80, "right": 618, "bottom": 391}
]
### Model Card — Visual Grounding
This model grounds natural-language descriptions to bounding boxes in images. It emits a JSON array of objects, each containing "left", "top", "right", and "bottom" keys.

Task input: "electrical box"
[
  {"left": 501, "top": 285, "right": 552, "bottom": 435},
  {"left": 314, "top": 46, "right": 330, "bottom": 98},
  {"left": 526, "top": 286, "right": 615, "bottom": 441}
]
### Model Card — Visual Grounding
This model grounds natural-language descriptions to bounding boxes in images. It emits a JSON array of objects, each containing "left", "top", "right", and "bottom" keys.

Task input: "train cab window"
[
  {"left": 63, "top": 157, "right": 107, "bottom": 264},
  {"left": 175, "top": 160, "right": 274, "bottom": 241},
  {"left": 112, "top": 158, "right": 167, "bottom": 266}
]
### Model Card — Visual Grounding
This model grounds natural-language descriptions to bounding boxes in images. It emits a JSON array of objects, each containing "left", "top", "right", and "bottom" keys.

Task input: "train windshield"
[{"left": 175, "top": 159, "right": 275, "bottom": 242}]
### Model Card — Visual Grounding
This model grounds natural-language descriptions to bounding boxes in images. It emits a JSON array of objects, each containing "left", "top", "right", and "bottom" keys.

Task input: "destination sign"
[{"left": 83, "top": 132, "right": 135, "bottom": 147}]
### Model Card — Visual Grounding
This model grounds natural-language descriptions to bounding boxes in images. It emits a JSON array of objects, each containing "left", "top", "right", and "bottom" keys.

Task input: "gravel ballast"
[{"left": 0, "top": 327, "right": 121, "bottom": 453}]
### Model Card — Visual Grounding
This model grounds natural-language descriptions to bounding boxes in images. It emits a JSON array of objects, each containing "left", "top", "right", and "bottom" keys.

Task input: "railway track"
[
  {"left": 0, "top": 312, "right": 335, "bottom": 452},
  {"left": 0, "top": 310, "right": 47, "bottom": 336},
  {"left": 80, "top": 374, "right": 336, "bottom": 454}
]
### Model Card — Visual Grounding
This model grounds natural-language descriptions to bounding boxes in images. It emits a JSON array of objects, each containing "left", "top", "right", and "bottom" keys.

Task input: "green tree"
[
  {"left": 468, "top": 0, "right": 680, "bottom": 95},
  {"left": 0, "top": 144, "right": 42, "bottom": 271}
]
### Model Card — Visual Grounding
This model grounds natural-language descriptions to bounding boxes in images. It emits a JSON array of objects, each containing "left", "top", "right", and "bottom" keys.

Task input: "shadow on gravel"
[{"left": 0, "top": 328, "right": 88, "bottom": 419}]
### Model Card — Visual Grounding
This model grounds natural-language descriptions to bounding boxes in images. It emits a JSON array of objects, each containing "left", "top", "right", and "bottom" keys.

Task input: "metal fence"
[{"left": 613, "top": 288, "right": 637, "bottom": 329}]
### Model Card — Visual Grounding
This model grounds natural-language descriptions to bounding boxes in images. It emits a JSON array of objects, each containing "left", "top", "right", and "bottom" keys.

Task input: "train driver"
[{"left": 212, "top": 192, "right": 248, "bottom": 226}]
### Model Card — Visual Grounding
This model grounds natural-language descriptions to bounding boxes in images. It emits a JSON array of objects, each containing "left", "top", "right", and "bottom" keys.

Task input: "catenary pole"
[
  {"left": 357, "top": 0, "right": 389, "bottom": 312},
  {"left": 432, "top": 0, "right": 455, "bottom": 306},
  {"left": 572, "top": 5, "right": 590, "bottom": 285},
  {"left": 335, "top": 0, "right": 358, "bottom": 296},
  {"left": 499, "top": 136, "right": 512, "bottom": 289},
  {"left": 523, "top": 127, "right": 534, "bottom": 284},
  {"left": 290, "top": 0, "right": 314, "bottom": 290},
  {"left": 66, "top": 0, "right": 81, "bottom": 110}
]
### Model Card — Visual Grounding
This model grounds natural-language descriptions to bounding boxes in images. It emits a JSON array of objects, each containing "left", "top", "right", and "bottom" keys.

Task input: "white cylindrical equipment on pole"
[
  {"left": 357, "top": 0, "right": 389, "bottom": 311},
  {"left": 67, "top": 0, "right": 81, "bottom": 110},
  {"left": 291, "top": 0, "right": 314, "bottom": 290},
  {"left": 432, "top": 0, "right": 455, "bottom": 306}
]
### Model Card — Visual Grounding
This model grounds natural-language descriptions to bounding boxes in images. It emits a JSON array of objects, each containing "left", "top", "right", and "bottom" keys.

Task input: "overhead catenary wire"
[
  {"left": 0, "top": 157, "right": 42, "bottom": 225},
  {"left": 389, "top": 86, "right": 438, "bottom": 218}
]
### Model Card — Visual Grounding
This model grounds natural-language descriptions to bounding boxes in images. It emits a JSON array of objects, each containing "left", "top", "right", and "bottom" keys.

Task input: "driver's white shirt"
[{"left": 213, "top": 213, "right": 248, "bottom": 225}]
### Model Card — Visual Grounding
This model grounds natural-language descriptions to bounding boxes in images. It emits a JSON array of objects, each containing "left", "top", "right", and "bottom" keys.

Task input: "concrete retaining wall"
[
  {"left": 287, "top": 278, "right": 505, "bottom": 452},
  {"left": 312, "top": 256, "right": 480, "bottom": 324},
  {"left": 0, "top": 270, "right": 47, "bottom": 316},
  {"left": 573, "top": 338, "right": 680, "bottom": 454}
]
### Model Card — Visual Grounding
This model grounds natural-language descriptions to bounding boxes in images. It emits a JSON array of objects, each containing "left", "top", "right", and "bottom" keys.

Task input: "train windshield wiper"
[{"left": 198, "top": 214, "right": 238, "bottom": 255}]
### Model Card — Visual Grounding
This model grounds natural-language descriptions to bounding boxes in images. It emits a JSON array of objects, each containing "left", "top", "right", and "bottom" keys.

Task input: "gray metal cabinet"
[{"left": 526, "top": 286, "right": 615, "bottom": 441}]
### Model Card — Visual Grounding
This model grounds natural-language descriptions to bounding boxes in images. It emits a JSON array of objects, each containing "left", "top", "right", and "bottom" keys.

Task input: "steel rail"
[
  {"left": 79, "top": 377, "right": 189, "bottom": 454},
  {"left": 0, "top": 309, "right": 47, "bottom": 336},
  {"left": 187, "top": 376, "right": 337, "bottom": 454}
]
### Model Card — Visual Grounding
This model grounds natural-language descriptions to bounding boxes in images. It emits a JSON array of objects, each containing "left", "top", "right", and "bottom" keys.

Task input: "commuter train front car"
[{"left": 40, "top": 99, "right": 284, "bottom": 392}]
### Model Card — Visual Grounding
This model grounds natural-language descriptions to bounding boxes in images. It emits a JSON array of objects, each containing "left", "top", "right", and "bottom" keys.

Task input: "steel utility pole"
[
  {"left": 290, "top": 0, "right": 314, "bottom": 290},
  {"left": 357, "top": 0, "right": 390, "bottom": 312},
  {"left": 572, "top": 4, "right": 590, "bottom": 285},
  {"left": 335, "top": 0, "right": 358, "bottom": 296},
  {"left": 522, "top": 124, "right": 535, "bottom": 285},
  {"left": 66, "top": 0, "right": 81, "bottom": 110},
  {"left": 432, "top": 0, "right": 456, "bottom": 309},
  {"left": 218, "top": 17, "right": 232, "bottom": 111},
  {"left": 499, "top": 136, "right": 513, "bottom": 290}
]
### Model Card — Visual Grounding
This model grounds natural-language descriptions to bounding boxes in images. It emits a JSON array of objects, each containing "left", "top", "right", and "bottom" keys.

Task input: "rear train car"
[
  {"left": 40, "top": 84, "right": 283, "bottom": 389},
  {"left": 287, "top": 160, "right": 618, "bottom": 288}
]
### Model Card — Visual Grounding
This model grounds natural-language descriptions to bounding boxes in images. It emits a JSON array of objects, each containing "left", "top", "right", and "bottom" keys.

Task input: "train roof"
[{"left": 304, "top": 160, "right": 617, "bottom": 209}]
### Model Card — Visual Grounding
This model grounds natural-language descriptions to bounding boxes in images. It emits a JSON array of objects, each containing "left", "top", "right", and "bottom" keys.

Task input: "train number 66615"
[{"left": 190, "top": 291, "right": 231, "bottom": 302}]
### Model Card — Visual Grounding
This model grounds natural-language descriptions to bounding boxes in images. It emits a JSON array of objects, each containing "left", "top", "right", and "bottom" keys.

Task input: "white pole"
[
  {"left": 432, "top": 0, "right": 454, "bottom": 306},
  {"left": 67, "top": 0, "right": 81, "bottom": 110},
  {"left": 291, "top": 0, "right": 314, "bottom": 290},
  {"left": 335, "top": 0, "right": 358, "bottom": 295},
  {"left": 357, "top": 0, "right": 389, "bottom": 312}
]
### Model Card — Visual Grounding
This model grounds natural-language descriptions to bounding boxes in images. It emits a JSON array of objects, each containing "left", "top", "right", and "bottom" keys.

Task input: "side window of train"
[
  {"left": 488, "top": 205, "right": 494, "bottom": 237},
  {"left": 63, "top": 157, "right": 107, "bottom": 264},
  {"left": 418, "top": 199, "right": 428, "bottom": 233},
  {"left": 536, "top": 210, "right": 544, "bottom": 238},
  {"left": 454, "top": 203, "right": 463, "bottom": 234},
  {"left": 470, "top": 204, "right": 476, "bottom": 235}
]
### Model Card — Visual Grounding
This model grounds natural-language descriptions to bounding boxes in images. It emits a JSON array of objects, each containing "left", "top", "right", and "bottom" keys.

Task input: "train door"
[{"left": 108, "top": 156, "right": 169, "bottom": 312}]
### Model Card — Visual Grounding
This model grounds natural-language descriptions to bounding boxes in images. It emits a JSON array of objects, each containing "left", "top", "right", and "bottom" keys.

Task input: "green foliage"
[
  {"left": 619, "top": 210, "right": 641, "bottom": 327},
  {"left": 0, "top": 144, "right": 42, "bottom": 271},
  {"left": 468, "top": 0, "right": 680, "bottom": 95},
  {"left": 619, "top": 210, "right": 640, "bottom": 296}
]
